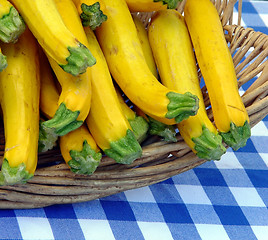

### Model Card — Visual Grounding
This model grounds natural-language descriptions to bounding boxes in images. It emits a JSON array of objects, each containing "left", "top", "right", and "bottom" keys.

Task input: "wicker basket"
[{"left": 0, "top": 0, "right": 267, "bottom": 209}]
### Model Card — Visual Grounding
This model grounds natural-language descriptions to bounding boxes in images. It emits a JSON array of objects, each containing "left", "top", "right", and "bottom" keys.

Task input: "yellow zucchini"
[
  {"left": 39, "top": 0, "right": 93, "bottom": 152},
  {"left": 125, "top": 0, "right": 181, "bottom": 12},
  {"left": 148, "top": 10, "right": 226, "bottom": 159},
  {"left": 132, "top": 14, "right": 176, "bottom": 142},
  {"left": 39, "top": 47, "right": 101, "bottom": 174},
  {"left": 0, "top": 0, "right": 25, "bottom": 43},
  {"left": 115, "top": 87, "right": 149, "bottom": 143},
  {"left": 84, "top": 26, "right": 142, "bottom": 164},
  {"left": 59, "top": 124, "right": 102, "bottom": 175},
  {"left": 0, "top": 28, "right": 40, "bottom": 185},
  {"left": 184, "top": 0, "right": 251, "bottom": 151},
  {"left": 132, "top": 14, "right": 158, "bottom": 78},
  {"left": 10, "top": 0, "right": 95, "bottom": 76},
  {"left": 94, "top": 0, "right": 199, "bottom": 125}
]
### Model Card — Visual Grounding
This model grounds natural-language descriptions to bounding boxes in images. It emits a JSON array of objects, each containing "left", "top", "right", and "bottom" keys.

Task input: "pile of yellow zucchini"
[{"left": 0, "top": 0, "right": 251, "bottom": 186}]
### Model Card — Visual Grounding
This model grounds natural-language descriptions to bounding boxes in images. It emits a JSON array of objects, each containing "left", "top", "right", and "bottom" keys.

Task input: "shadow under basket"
[{"left": 0, "top": 0, "right": 268, "bottom": 209}]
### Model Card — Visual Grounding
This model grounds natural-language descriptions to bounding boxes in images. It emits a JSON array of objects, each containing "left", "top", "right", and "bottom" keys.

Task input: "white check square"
[
  {"left": 229, "top": 187, "right": 266, "bottom": 207},
  {"left": 195, "top": 224, "right": 230, "bottom": 240},
  {"left": 17, "top": 217, "right": 54, "bottom": 240},
  {"left": 137, "top": 221, "right": 173, "bottom": 240},
  {"left": 175, "top": 185, "right": 211, "bottom": 205},
  {"left": 251, "top": 121, "right": 268, "bottom": 136},
  {"left": 78, "top": 219, "right": 115, "bottom": 240},
  {"left": 214, "top": 151, "right": 243, "bottom": 169},
  {"left": 251, "top": 226, "right": 268, "bottom": 240},
  {"left": 124, "top": 186, "right": 156, "bottom": 203}
]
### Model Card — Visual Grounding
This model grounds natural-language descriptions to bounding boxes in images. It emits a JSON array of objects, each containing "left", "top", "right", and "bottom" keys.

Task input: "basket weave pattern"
[{"left": 0, "top": 0, "right": 267, "bottom": 209}]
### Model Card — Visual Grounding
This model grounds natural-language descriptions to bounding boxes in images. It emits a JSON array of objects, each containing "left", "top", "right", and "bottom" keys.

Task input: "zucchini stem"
[
  {"left": 128, "top": 116, "right": 149, "bottom": 143},
  {"left": 154, "top": 0, "right": 182, "bottom": 9},
  {"left": 166, "top": 91, "right": 199, "bottom": 123},
  {"left": 60, "top": 43, "right": 96, "bottom": 76},
  {"left": 0, "top": 52, "right": 7, "bottom": 72},
  {"left": 192, "top": 125, "right": 226, "bottom": 160},
  {"left": 38, "top": 103, "right": 83, "bottom": 152},
  {"left": 148, "top": 116, "right": 177, "bottom": 142},
  {"left": 0, "top": 7, "right": 26, "bottom": 43},
  {"left": 80, "top": 2, "right": 107, "bottom": 30},
  {"left": 0, "top": 159, "right": 33, "bottom": 185},
  {"left": 220, "top": 121, "right": 251, "bottom": 151},
  {"left": 104, "top": 129, "right": 142, "bottom": 164},
  {"left": 68, "top": 140, "right": 102, "bottom": 175}
]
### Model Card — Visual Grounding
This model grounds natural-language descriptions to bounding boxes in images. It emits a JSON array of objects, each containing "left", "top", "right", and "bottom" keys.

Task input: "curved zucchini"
[
  {"left": 125, "top": 0, "right": 181, "bottom": 12},
  {"left": 0, "top": 28, "right": 40, "bottom": 185},
  {"left": 84, "top": 26, "right": 142, "bottom": 164},
  {"left": 148, "top": 10, "right": 226, "bottom": 160},
  {"left": 115, "top": 87, "right": 149, "bottom": 143},
  {"left": 39, "top": 47, "right": 101, "bottom": 174},
  {"left": 10, "top": 0, "right": 95, "bottom": 76},
  {"left": 94, "top": 0, "right": 199, "bottom": 125},
  {"left": 39, "top": 0, "right": 93, "bottom": 151},
  {"left": 184, "top": 0, "right": 251, "bottom": 151},
  {"left": 0, "top": 0, "right": 25, "bottom": 43}
]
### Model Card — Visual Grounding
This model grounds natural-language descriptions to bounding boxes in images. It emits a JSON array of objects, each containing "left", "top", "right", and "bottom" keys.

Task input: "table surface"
[{"left": 1, "top": 1, "right": 268, "bottom": 240}]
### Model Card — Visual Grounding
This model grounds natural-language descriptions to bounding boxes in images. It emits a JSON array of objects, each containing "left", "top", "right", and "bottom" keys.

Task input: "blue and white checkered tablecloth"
[{"left": 1, "top": 1, "right": 267, "bottom": 240}]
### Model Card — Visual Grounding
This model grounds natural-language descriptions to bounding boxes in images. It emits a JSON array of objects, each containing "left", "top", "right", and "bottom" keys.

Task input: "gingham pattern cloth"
[{"left": 0, "top": 1, "right": 267, "bottom": 240}]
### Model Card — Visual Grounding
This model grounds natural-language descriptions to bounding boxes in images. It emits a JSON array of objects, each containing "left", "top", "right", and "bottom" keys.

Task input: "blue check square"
[
  {"left": 158, "top": 203, "right": 193, "bottom": 224},
  {"left": 213, "top": 206, "right": 250, "bottom": 226}
]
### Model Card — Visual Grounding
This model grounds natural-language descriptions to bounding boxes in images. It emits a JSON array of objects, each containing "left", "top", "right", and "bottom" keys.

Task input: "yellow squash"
[
  {"left": 59, "top": 124, "right": 102, "bottom": 175},
  {"left": 10, "top": 0, "right": 95, "bottom": 76},
  {"left": 0, "top": 28, "right": 40, "bottom": 185},
  {"left": 84, "top": 26, "right": 142, "bottom": 164},
  {"left": 184, "top": 0, "right": 251, "bottom": 151},
  {"left": 115, "top": 87, "right": 149, "bottom": 143},
  {"left": 94, "top": 0, "right": 199, "bottom": 125},
  {"left": 0, "top": 0, "right": 25, "bottom": 43},
  {"left": 132, "top": 15, "right": 177, "bottom": 142},
  {"left": 132, "top": 15, "right": 158, "bottom": 78},
  {"left": 39, "top": 47, "right": 101, "bottom": 174},
  {"left": 125, "top": 0, "right": 181, "bottom": 12},
  {"left": 148, "top": 10, "right": 226, "bottom": 160},
  {"left": 39, "top": 0, "right": 93, "bottom": 152}
]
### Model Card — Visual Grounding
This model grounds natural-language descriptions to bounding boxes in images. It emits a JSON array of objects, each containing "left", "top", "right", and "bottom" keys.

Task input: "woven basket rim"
[{"left": 0, "top": 0, "right": 268, "bottom": 209}]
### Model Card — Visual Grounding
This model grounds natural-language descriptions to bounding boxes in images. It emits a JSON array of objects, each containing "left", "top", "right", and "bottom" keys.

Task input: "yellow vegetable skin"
[
  {"left": 148, "top": 10, "right": 226, "bottom": 160},
  {"left": 0, "top": 28, "right": 40, "bottom": 185},
  {"left": 115, "top": 87, "right": 149, "bottom": 143},
  {"left": 184, "top": 0, "right": 251, "bottom": 151},
  {"left": 0, "top": 0, "right": 25, "bottom": 43},
  {"left": 125, "top": 0, "right": 181, "bottom": 12},
  {"left": 39, "top": 0, "right": 93, "bottom": 152},
  {"left": 84, "top": 26, "right": 142, "bottom": 164},
  {"left": 95, "top": 0, "right": 199, "bottom": 125},
  {"left": 39, "top": 48, "right": 101, "bottom": 174},
  {"left": 10, "top": 0, "right": 95, "bottom": 76},
  {"left": 132, "top": 15, "right": 158, "bottom": 78}
]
